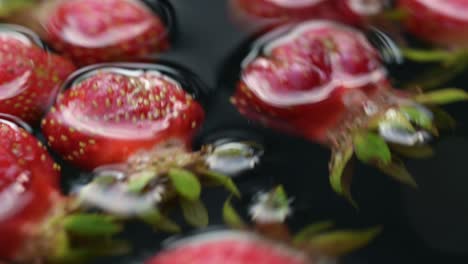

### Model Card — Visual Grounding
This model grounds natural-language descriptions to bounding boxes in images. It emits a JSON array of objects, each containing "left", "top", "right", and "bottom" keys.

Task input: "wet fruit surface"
[
  {"left": 398, "top": 0, "right": 468, "bottom": 48},
  {"left": 44, "top": 0, "right": 170, "bottom": 65},
  {"left": 0, "top": 118, "right": 60, "bottom": 260},
  {"left": 146, "top": 231, "right": 309, "bottom": 264},
  {"left": 42, "top": 65, "right": 205, "bottom": 170},
  {"left": 0, "top": 25, "right": 75, "bottom": 124}
]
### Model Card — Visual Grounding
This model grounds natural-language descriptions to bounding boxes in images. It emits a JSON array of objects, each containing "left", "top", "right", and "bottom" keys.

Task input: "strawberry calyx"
[
  {"left": 11, "top": 196, "right": 128, "bottom": 263},
  {"left": 0, "top": 0, "right": 37, "bottom": 17},
  {"left": 223, "top": 186, "right": 382, "bottom": 259},
  {"left": 328, "top": 88, "right": 468, "bottom": 207},
  {"left": 77, "top": 140, "right": 241, "bottom": 232}
]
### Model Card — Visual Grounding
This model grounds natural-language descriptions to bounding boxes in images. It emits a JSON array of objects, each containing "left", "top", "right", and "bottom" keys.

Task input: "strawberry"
[
  {"left": 398, "top": 0, "right": 468, "bottom": 48},
  {"left": 0, "top": 24, "right": 75, "bottom": 125},
  {"left": 1, "top": 0, "right": 171, "bottom": 65},
  {"left": 0, "top": 116, "right": 125, "bottom": 263},
  {"left": 146, "top": 186, "right": 381, "bottom": 264},
  {"left": 231, "top": 21, "right": 468, "bottom": 205},
  {"left": 42, "top": 63, "right": 205, "bottom": 171},
  {"left": 230, "top": 0, "right": 388, "bottom": 31}
]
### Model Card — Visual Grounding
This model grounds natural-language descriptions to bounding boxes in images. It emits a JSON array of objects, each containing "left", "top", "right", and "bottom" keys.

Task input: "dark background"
[{"left": 86, "top": 0, "right": 468, "bottom": 263}]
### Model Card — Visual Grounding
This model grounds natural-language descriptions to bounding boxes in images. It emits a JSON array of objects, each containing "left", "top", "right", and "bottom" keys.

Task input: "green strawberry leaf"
[
  {"left": 415, "top": 88, "right": 468, "bottom": 105},
  {"left": 180, "top": 198, "right": 209, "bottom": 228},
  {"left": 198, "top": 168, "right": 241, "bottom": 198},
  {"left": 127, "top": 170, "right": 157, "bottom": 193},
  {"left": 329, "top": 145, "right": 356, "bottom": 207},
  {"left": 400, "top": 106, "right": 434, "bottom": 132},
  {"left": 63, "top": 214, "right": 122, "bottom": 237},
  {"left": 377, "top": 158, "right": 418, "bottom": 188},
  {"left": 0, "top": 0, "right": 36, "bottom": 16},
  {"left": 293, "top": 221, "right": 335, "bottom": 245},
  {"left": 140, "top": 209, "right": 181, "bottom": 233},
  {"left": 429, "top": 106, "right": 457, "bottom": 130},
  {"left": 223, "top": 197, "right": 247, "bottom": 229},
  {"left": 402, "top": 48, "right": 458, "bottom": 64},
  {"left": 353, "top": 132, "right": 392, "bottom": 165},
  {"left": 303, "top": 226, "right": 382, "bottom": 257},
  {"left": 390, "top": 144, "right": 434, "bottom": 159},
  {"left": 168, "top": 168, "right": 201, "bottom": 201}
]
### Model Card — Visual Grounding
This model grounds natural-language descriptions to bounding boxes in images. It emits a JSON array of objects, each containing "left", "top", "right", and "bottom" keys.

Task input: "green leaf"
[
  {"left": 140, "top": 209, "right": 181, "bottom": 233},
  {"left": 400, "top": 106, "right": 434, "bottom": 132},
  {"left": 353, "top": 132, "right": 392, "bottom": 165},
  {"left": 269, "top": 185, "right": 289, "bottom": 209},
  {"left": 93, "top": 174, "right": 117, "bottom": 186},
  {"left": 304, "top": 226, "right": 382, "bottom": 257},
  {"left": 0, "top": 0, "right": 36, "bottom": 16},
  {"left": 168, "top": 168, "right": 201, "bottom": 201},
  {"left": 430, "top": 106, "right": 457, "bottom": 130},
  {"left": 402, "top": 48, "right": 458, "bottom": 64},
  {"left": 370, "top": 109, "right": 415, "bottom": 133},
  {"left": 180, "top": 198, "right": 209, "bottom": 228},
  {"left": 63, "top": 214, "right": 122, "bottom": 237},
  {"left": 329, "top": 146, "right": 356, "bottom": 207},
  {"left": 223, "top": 197, "right": 247, "bottom": 229},
  {"left": 127, "top": 170, "right": 157, "bottom": 193},
  {"left": 390, "top": 144, "right": 434, "bottom": 159},
  {"left": 198, "top": 168, "right": 241, "bottom": 198},
  {"left": 293, "top": 221, "right": 335, "bottom": 245},
  {"left": 415, "top": 89, "right": 468, "bottom": 105},
  {"left": 377, "top": 159, "right": 418, "bottom": 188},
  {"left": 380, "top": 8, "right": 409, "bottom": 21},
  {"left": 403, "top": 62, "right": 467, "bottom": 91}
]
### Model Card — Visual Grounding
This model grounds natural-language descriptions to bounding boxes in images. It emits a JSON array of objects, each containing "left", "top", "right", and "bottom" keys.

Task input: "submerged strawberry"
[
  {"left": 147, "top": 186, "right": 380, "bottom": 264},
  {"left": 1, "top": 0, "right": 171, "bottom": 65},
  {"left": 0, "top": 116, "right": 124, "bottom": 263},
  {"left": 42, "top": 64, "right": 205, "bottom": 170},
  {"left": 230, "top": 0, "right": 388, "bottom": 31},
  {"left": 231, "top": 21, "right": 468, "bottom": 204},
  {"left": 398, "top": 0, "right": 468, "bottom": 48},
  {"left": 0, "top": 24, "right": 75, "bottom": 124}
]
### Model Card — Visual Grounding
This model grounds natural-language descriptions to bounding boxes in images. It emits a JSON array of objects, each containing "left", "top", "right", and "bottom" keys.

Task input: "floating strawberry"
[
  {"left": 389, "top": 0, "right": 468, "bottom": 88},
  {"left": 231, "top": 21, "right": 468, "bottom": 205},
  {"left": 0, "top": 24, "right": 75, "bottom": 124},
  {"left": 42, "top": 63, "right": 244, "bottom": 229},
  {"left": 230, "top": 0, "right": 389, "bottom": 31},
  {"left": 146, "top": 186, "right": 381, "bottom": 264},
  {"left": 0, "top": 115, "right": 127, "bottom": 263},
  {"left": 1, "top": 0, "right": 171, "bottom": 65},
  {"left": 42, "top": 63, "right": 205, "bottom": 171},
  {"left": 398, "top": 0, "right": 468, "bottom": 49}
]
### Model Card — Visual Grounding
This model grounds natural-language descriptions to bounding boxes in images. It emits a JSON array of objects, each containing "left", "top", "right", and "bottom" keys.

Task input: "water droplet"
[{"left": 206, "top": 140, "right": 264, "bottom": 176}]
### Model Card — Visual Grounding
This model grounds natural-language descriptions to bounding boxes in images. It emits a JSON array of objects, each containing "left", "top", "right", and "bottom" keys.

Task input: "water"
[{"left": 4, "top": 0, "right": 468, "bottom": 263}]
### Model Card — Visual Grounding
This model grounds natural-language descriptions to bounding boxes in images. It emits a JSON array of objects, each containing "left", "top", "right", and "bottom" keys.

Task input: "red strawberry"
[
  {"left": 42, "top": 64, "right": 205, "bottom": 171},
  {"left": 0, "top": 24, "right": 76, "bottom": 124},
  {"left": 230, "top": 0, "right": 387, "bottom": 32},
  {"left": 146, "top": 231, "right": 310, "bottom": 264},
  {"left": 44, "top": 0, "right": 170, "bottom": 65},
  {"left": 0, "top": 116, "right": 125, "bottom": 262},
  {"left": 398, "top": 0, "right": 468, "bottom": 48},
  {"left": 1, "top": 0, "right": 170, "bottom": 65},
  {"left": 231, "top": 20, "right": 468, "bottom": 204}
]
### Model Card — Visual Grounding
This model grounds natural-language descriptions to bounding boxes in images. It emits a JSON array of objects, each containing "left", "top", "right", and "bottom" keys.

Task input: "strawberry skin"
[
  {"left": 232, "top": 21, "right": 388, "bottom": 143},
  {"left": 0, "top": 25, "right": 76, "bottom": 124},
  {"left": 398, "top": 0, "right": 468, "bottom": 48},
  {"left": 0, "top": 117, "right": 61, "bottom": 260},
  {"left": 44, "top": 0, "right": 169, "bottom": 65},
  {"left": 231, "top": 0, "right": 386, "bottom": 31},
  {"left": 42, "top": 66, "right": 205, "bottom": 170},
  {"left": 146, "top": 231, "right": 310, "bottom": 264}
]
